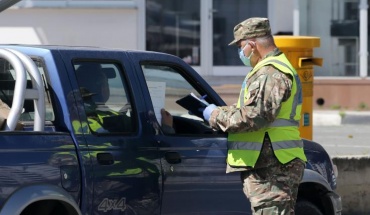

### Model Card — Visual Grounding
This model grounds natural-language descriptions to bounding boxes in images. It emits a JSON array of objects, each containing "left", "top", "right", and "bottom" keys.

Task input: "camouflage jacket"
[{"left": 209, "top": 48, "right": 293, "bottom": 133}]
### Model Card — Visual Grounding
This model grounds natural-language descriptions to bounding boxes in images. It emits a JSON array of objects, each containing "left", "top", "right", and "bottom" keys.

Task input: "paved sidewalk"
[{"left": 313, "top": 110, "right": 370, "bottom": 126}]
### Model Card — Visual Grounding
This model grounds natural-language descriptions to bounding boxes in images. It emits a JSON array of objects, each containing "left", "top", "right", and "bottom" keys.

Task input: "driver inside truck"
[
  {"left": 74, "top": 63, "right": 133, "bottom": 133},
  {"left": 74, "top": 62, "right": 174, "bottom": 134}
]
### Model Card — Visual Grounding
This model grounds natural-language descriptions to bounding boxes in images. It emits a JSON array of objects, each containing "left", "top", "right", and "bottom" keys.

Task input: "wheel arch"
[
  {"left": 298, "top": 169, "right": 336, "bottom": 215},
  {"left": 0, "top": 184, "right": 81, "bottom": 215}
]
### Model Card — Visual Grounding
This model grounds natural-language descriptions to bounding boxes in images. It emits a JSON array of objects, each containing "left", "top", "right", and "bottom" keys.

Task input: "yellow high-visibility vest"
[{"left": 227, "top": 53, "right": 307, "bottom": 167}]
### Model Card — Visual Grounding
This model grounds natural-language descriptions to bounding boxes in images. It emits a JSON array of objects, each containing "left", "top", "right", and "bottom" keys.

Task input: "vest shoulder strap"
[{"left": 248, "top": 54, "right": 295, "bottom": 78}]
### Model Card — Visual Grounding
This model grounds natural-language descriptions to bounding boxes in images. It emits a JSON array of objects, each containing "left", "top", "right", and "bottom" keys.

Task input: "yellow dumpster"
[{"left": 274, "top": 36, "right": 323, "bottom": 140}]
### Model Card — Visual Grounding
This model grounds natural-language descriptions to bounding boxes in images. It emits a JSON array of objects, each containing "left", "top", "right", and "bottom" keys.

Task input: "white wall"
[
  {"left": 268, "top": 0, "right": 294, "bottom": 34},
  {"left": 270, "top": 0, "right": 333, "bottom": 76},
  {"left": 304, "top": 0, "right": 332, "bottom": 75},
  {"left": 0, "top": 8, "right": 138, "bottom": 49}
]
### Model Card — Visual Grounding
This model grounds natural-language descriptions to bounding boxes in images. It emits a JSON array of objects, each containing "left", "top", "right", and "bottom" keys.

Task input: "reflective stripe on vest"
[
  {"left": 227, "top": 53, "right": 307, "bottom": 167},
  {"left": 228, "top": 134, "right": 303, "bottom": 149},
  {"left": 270, "top": 118, "right": 299, "bottom": 127},
  {"left": 227, "top": 141, "right": 263, "bottom": 151},
  {"left": 273, "top": 139, "right": 303, "bottom": 149}
]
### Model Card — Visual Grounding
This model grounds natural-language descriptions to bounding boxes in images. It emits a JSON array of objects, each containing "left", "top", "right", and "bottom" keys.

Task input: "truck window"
[
  {"left": 0, "top": 58, "right": 54, "bottom": 122},
  {"left": 142, "top": 64, "right": 214, "bottom": 135},
  {"left": 73, "top": 62, "right": 136, "bottom": 134}
]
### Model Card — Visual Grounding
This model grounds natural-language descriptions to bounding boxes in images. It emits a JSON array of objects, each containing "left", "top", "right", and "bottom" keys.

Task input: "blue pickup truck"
[{"left": 0, "top": 45, "right": 341, "bottom": 215}]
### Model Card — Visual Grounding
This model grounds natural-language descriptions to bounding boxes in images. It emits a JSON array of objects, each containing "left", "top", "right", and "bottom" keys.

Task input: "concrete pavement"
[{"left": 313, "top": 115, "right": 370, "bottom": 214}]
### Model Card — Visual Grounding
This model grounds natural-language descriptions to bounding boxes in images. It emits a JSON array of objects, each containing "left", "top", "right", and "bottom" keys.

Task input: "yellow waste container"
[{"left": 274, "top": 36, "right": 323, "bottom": 140}]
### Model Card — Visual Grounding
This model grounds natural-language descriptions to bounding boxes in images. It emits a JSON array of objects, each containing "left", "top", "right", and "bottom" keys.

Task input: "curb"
[
  {"left": 332, "top": 156, "right": 370, "bottom": 214},
  {"left": 313, "top": 111, "right": 370, "bottom": 126},
  {"left": 341, "top": 111, "right": 370, "bottom": 125}
]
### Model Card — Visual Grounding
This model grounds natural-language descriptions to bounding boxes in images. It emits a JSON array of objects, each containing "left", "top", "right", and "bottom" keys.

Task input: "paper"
[{"left": 146, "top": 81, "right": 166, "bottom": 125}]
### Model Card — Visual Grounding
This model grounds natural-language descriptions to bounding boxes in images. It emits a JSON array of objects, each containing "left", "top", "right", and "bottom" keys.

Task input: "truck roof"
[{"left": 0, "top": 44, "right": 163, "bottom": 55}]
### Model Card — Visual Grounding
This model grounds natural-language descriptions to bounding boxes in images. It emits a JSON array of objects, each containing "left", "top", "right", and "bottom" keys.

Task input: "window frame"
[
  {"left": 71, "top": 59, "right": 138, "bottom": 135},
  {"left": 140, "top": 61, "right": 221, "bottom": 136}
]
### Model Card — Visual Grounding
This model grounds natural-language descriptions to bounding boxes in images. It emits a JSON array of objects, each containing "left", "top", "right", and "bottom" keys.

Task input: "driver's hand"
[{"left": 161, "top": 108, "right": 173, "bottom": 127}]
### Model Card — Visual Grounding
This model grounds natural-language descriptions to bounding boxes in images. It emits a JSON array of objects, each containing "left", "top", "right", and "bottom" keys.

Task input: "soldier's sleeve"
[{"left": 209, "top": 66, "right": 293, "bottom": 133}]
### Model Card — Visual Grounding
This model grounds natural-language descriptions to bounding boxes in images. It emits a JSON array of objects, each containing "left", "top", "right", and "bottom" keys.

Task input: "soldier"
[{"left": 203, "top": 17, "right": 307, "bottom": 214}]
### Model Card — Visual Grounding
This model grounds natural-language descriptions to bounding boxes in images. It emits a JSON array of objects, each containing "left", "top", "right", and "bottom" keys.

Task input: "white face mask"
[{"left": 238, "top": 43, "right": 253, "bottom": 67}]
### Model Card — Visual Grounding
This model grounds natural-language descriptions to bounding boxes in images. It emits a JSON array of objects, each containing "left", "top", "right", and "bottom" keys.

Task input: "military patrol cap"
[{"left": 228, "top": 17, "right": 271, "bottom": 46}]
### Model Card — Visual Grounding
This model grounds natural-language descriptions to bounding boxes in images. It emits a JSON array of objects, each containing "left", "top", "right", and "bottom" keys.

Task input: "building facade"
[{"left": 1, "top": 0, "right": 370, "bottom": 109}]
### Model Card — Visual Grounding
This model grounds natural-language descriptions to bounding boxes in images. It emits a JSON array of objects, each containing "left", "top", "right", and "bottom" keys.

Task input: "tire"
[{"left": 295, "top": 200, "right": 323, "bottom": 215}]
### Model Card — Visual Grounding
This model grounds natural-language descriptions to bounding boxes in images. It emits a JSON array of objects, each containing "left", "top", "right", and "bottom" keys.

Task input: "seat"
[
  {"left": 0, "top": 80, "right": 34, "bottom": 113},
  {"left": 0, "top": 80, "right": 34, "bottom": 130},
  {"left": 0, "top": 98, "right": 23, "bottom": 130}
]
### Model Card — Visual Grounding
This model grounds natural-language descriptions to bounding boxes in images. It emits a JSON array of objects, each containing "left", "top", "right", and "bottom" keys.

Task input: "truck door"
[
  {"left": 132, "top": 53, "right": 251, "bottom": 214},
  {"left": 63, "top": 53, "right": 162, "bottom": 215}
]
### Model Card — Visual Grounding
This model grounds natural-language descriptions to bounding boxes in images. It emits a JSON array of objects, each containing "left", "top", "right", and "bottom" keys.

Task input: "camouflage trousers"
[{"left": 239, "top": 141, "right": 305, "bottom": 215}]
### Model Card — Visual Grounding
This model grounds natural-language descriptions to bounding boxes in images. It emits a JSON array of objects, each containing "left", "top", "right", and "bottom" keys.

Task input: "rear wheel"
[
  {"left": 295, "top": 200, "right": 323, "bottom": 215},
  {"left": 21, "top": 201, "right": 73, "bottom": 215}
]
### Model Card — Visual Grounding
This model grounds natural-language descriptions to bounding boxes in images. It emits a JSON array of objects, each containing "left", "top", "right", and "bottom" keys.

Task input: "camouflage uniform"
[{"left": 208, "top": 17, "right": 305, "bottom": 215}]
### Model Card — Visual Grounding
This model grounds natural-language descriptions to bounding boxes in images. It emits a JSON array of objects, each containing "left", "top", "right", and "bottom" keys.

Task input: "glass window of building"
[
  {"left": 330, "top": 0, "right": 360, "bottom": 76},
  {"left": 145, "top": 0, "right": 267, "bottom": 67},
  {"left": 146, "top": 0, "right": 201, "bottom": 66},
  {"left": 213, "top": 0, "right": 267, "bottom": 66}
]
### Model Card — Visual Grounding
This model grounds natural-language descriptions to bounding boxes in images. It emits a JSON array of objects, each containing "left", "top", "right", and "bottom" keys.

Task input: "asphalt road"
[{"left": 313, "top": 125, "right": 370, "bottom": 157}]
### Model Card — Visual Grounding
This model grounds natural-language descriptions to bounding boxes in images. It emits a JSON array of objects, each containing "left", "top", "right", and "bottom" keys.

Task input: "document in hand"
[{"left": 176, "top": 93, "right": 209, "bottom": 119}]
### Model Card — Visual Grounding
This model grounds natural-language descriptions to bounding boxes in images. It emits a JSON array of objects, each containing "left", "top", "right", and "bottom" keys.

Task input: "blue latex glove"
[{"left": 203, "top": 104, "right": 217, "bottom": 121}]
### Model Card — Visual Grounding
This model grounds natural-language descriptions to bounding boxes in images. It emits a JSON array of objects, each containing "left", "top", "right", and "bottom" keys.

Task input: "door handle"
[
  {"left": 97, "top": 153, "right": 114, "bottom": 165},
  {"left": 165, "top": 151, "right": 181, "bottom": 164}
]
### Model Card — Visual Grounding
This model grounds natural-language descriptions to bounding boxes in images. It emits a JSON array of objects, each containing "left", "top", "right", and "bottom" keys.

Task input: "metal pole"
[
  {"left": 136, "top": 0, "right": 146, "bottom": 50},
  {"left": 200, "top": 0, "right": 212, "bottom": 76},
  {"left": 176, "top": 14, "right": 179, "bottom": 56},
  {"left": 293, "top": 0, "right": 300, "bottom": 36},
  {"left": 0, "top": 49, "right": 26, "bottom": 131},
  {"left": 359, "top": 0, "right": 368, "bottom": 77}
]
